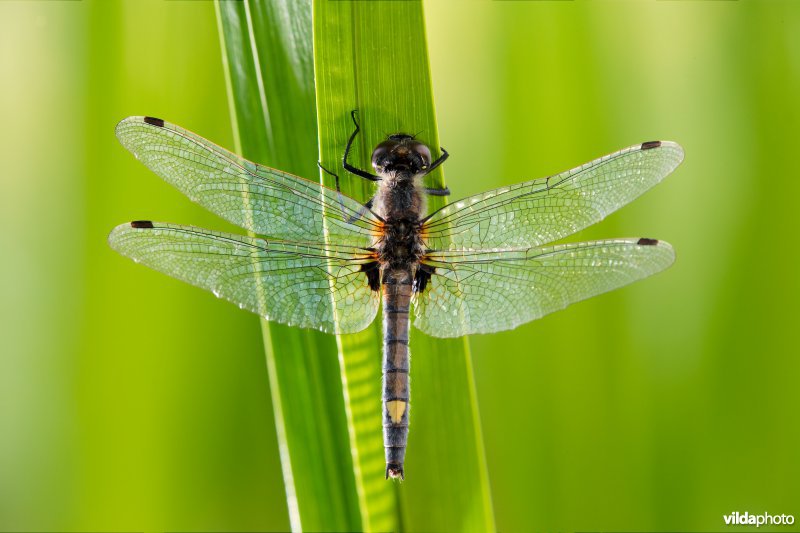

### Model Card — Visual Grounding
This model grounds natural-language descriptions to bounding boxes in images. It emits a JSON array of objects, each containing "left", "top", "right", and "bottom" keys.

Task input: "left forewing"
[
  {"left": 413, "top": 239, "right": 674, "bottom": 338},
  {"left": 115, "top": 117, "right": 379, "bottom": 247},
  {"left": 109, "top": 222, "right": 379, "bottom": 335}
]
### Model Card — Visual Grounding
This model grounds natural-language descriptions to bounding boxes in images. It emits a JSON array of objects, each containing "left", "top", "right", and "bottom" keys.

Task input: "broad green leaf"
[{"left": 313, "top": 2, "right": 495, "bottom": 532}]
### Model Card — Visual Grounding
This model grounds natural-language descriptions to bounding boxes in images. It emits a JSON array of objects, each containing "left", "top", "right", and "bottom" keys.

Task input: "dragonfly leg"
[
  {"left": 318, "top": 161, "right": 376, "bottom": 224},
  {"left": 423, "top": 147, "right": 449, "bottom": 196},
  {"left": 425, "top": 147, "right": 449, "bottom": 175},
  {"left": 424, "top": 186, "right": 450, "bottom": 197},
  {"left": 343, "top": 110, "right": 380, "bottom": 182}
]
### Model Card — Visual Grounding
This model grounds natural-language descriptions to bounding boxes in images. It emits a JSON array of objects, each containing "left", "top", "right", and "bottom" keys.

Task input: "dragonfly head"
[{"left": 372, "top": 134, "right": 432, "bottom": 178}]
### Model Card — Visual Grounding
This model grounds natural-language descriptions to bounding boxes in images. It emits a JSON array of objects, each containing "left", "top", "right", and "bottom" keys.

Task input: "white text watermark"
[{"left": 724, "top": 511, "right": 795, "bottom": 527}]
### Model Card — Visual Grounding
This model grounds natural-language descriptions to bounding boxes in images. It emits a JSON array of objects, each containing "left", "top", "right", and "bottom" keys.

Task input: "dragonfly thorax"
[
  {"left": 376, "top": 218, "right": 426, "bottom": 271},
  {"left": 371, "top": 135, "right": 429, "bottom": 271}
]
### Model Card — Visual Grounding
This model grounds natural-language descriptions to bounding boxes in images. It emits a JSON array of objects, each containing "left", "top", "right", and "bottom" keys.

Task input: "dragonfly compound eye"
[
  {"left": 371, "top": 140, "right": 397, "bottom": 172},
  {"left": 408, "top": 141, "right": 431, "bottom": 169},
  {"left": 372, "top": 138, "right": 432, "bottom": 175}
]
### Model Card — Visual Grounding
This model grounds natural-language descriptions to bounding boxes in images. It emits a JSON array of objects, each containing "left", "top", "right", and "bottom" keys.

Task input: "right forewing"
[{"left": 422, "top": 142, "right": 683, "bottom": 250}]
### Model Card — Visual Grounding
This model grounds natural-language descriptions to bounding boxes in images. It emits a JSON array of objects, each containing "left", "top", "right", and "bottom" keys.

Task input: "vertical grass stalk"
[{"left": 313, "top": 2, "right": 495, "bottom": 531}]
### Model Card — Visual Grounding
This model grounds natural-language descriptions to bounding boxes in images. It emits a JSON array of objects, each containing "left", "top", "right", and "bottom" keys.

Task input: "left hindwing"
[{"left": 413, "top": 239, "right": 674, "bottom": 338}]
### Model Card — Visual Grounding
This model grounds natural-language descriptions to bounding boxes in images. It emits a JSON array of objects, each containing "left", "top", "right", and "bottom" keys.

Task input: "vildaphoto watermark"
[{"left": 724, "top": 511, "right": 795, "bottom": 527}]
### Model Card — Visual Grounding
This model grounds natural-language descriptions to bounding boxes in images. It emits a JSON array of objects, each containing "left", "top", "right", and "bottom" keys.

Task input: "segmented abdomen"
[{"left": 382, "top": 268, "right": 412, "bottom": 480}]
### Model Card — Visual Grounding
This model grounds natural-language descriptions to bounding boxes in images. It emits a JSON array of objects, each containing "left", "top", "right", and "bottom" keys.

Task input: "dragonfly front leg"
[
  {"left": 424, "top": 147, "right": 449, "bottom": 175},
  {"left": 344, "top": 109, "right": 381, "bottom": 182},
  {"left": 424, "top": 147, "right": 450, "bottom": 197}
]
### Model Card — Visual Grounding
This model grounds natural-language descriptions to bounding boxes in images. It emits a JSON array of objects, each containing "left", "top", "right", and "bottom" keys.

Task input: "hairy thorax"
[{"left": 373, "top": 175, "right": 427, "bottom": 271}]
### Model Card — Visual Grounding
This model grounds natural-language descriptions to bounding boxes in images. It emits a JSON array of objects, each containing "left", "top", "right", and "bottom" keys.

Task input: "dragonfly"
[{"left": 109, "top": 112, "right": 684, "bottom": 480}]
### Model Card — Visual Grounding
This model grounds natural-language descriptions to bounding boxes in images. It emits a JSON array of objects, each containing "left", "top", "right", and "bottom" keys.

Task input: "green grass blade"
[
  {"left": 313, "top": 2, "right": 496, "bottom": 531},
  {"left": 216, "top": 1, "right": 361, "bottom": 530}
]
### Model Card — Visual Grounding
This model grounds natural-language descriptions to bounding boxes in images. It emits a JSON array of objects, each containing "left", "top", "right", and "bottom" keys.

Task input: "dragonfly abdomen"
[{"left": 382, "top": 268, "right": 412, "bottom": 480}]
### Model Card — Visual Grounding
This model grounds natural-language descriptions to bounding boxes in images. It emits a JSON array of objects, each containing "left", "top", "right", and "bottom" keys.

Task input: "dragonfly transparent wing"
[
  {"left": 109, "top": 222, "right": 379, "bottom": 334},
  {"left": 422, "top": 142, "right": 683, "bottom": 250},
  {"left": 413, "top": 238, "right": 674, "bottom": 337},
  {"left": 115, "top": 117, "right": 379, "bottom": 248}
]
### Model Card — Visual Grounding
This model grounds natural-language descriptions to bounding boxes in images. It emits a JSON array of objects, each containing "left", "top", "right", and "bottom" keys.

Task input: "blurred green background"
[{"left": 1, "top": 0, "right": 798, "bottom": 531}]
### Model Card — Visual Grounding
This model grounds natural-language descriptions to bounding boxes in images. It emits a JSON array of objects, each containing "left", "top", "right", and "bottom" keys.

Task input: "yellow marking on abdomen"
[{"left": 387, "top": 400, "right": 407, "bottom": 424}]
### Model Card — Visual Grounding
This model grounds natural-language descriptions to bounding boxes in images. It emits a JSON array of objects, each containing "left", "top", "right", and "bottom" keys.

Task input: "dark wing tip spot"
[
  {"left": 637, "top": 237, "right": 659, "bottom": 246},
  {"left": 641, "top": 141, "right": 662, "bottom": 150},
  {"left": 131, "top": 220, "right": 155, "bottom": 229},
  {"left": 143, "top": 116, "right": 165, "bottom": 127}
]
